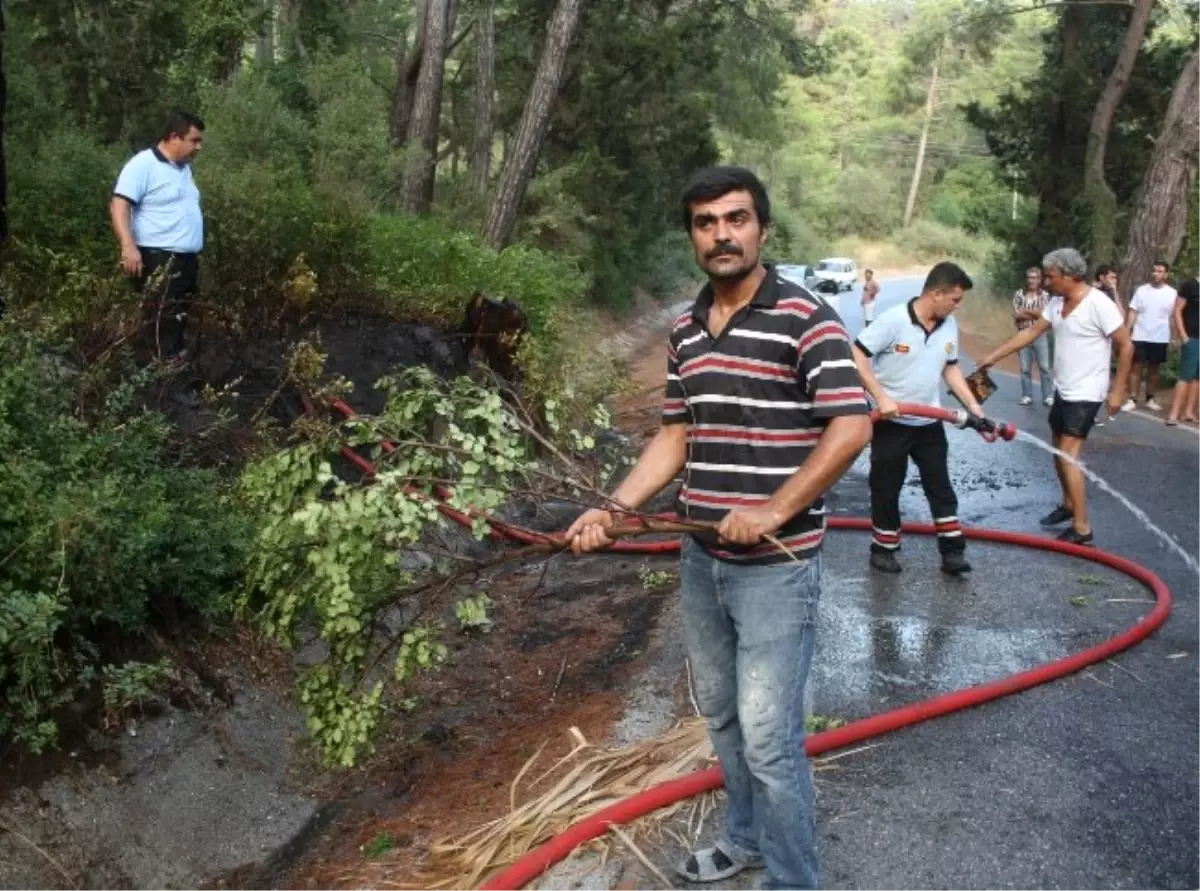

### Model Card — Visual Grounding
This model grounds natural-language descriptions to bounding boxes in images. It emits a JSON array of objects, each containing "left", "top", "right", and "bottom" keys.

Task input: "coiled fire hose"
[{"left": 307, "top": 396, "right": 1170, "bottom": 890}]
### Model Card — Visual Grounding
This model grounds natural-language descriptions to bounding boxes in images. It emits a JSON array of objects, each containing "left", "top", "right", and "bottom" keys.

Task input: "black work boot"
[
  {"left": 941, "top": 551, "right": 972, "bottom": 575},
  {"left": 870, "top": 551, "right": 902, "bottom": 574}
]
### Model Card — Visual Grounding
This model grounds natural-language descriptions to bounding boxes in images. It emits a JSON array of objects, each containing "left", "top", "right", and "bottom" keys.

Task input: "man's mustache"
[{"left": 706, "top": 242, "right": 742, "bottom": 259}]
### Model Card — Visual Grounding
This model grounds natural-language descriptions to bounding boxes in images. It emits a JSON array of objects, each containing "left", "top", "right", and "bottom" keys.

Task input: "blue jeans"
[
  {"left": 679, "top": 538, "right": 821, "bottom": 890},
  {"left": 1018, "top": 333, "right": 1053, "bottom": 401}
]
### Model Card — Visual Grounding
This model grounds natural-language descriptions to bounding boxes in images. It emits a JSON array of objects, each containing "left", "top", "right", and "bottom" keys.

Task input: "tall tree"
[
  {"left": 1035, "top": 5, "right": 1087, "bottom": 248},
  {"left": 391, "top": 0, "right": 429, "bottom": 147},
  {"left": 401, "top": 0, "right": 451, "bottom": 213},
  {"left": 481, "top": 0, "right": 586, "bottom": 249},
  {"left": 255, "top": 0, "right": 275, "bottom": 67},
  {"left": 1, "top": 0, "right": 6, "bottom": 247},
  {"left": 1082, "top": 0, "right": 1154, "bottom": 264},
  {"left": 1119, "top": 49, "right": 1199, "bottom": 299},
  {"left": 471, "top": 0, "right": 495, "bottom": 194}
]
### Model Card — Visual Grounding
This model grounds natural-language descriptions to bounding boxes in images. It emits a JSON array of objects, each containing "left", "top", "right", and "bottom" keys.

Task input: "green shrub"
[
  {"left": 0, "top": 327, "right": 250, "bottom": 752},
  {"left": 366, "top": 214, "right": 589, "bottom": 332},
  {"left": 5, "top": 125, "right": 123, "bottom": 256},
  {"left": 769, "top": 209, "right": 830, "bottom": 266},
  {"left": 891, "top": 219, "right": 1000, "bottom": 267},
  {"left": 641, "top": 231, "right": 701, "bottom": 298}
]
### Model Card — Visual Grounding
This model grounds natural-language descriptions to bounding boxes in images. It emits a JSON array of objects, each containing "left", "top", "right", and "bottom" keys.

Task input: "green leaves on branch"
[{"left": 240, "top": 367, "right": 600, "bottom": 767}]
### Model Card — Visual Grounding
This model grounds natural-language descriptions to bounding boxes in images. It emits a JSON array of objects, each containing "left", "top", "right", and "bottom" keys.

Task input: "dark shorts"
[
  {"left": 1048, "top": 393, "right": 1102, "bottom": 439},
  {"left": 1133, "top": 340, "right": 1168, "bottom": 364},
  {"left": 1181, "top": 338, "right": 1199, "bottom": 382}
]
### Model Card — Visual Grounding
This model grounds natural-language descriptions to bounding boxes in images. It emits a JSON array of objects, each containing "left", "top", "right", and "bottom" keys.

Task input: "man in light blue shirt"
[
  {"left": 110, "top": 110, "right": 205, "bottom": 359},
  {"left": 852, "top": 262, "right": 985, "bottom": 576}
]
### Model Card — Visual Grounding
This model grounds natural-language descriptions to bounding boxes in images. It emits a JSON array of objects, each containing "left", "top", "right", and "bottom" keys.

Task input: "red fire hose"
[{"left": 310, "top": 396, "right": 1171, "bottom": 890}]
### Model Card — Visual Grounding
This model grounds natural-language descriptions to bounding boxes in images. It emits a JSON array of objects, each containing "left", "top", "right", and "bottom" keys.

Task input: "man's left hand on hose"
[{"left": 717, "top": 505, "right": 786, "bottom": 546}]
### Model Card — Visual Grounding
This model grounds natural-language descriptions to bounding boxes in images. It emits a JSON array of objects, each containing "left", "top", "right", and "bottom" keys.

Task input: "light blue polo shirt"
[
  {"left": 113, "top": 147, "right": 203, "bottom": 253},
  {"left": 855, "top": 298, "right": 959, "bottom": 425}
]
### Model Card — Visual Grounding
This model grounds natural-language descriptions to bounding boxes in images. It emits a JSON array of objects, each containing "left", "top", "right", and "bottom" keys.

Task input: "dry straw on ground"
[{"left": 377, "top": 717, "right": 869, "bottom": 890}]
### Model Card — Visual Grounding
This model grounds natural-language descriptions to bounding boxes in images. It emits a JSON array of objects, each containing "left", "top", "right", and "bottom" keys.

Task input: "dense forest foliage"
[{"left": 0, "top": 0, "right": 1195, "bottom": 760}]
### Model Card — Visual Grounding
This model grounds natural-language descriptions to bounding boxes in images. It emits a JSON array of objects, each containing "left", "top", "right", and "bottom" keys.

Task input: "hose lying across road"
[{"left": 314, "top": 397, "right": 1173, "bottom": 890}]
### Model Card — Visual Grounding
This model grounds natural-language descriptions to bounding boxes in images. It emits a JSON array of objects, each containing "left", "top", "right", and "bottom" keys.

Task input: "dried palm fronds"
[
  {"left": 391, "top": 719, "right": 710, "bottom": 889},
  {"left": 383, "top": 717, "right": 873, "bottom": 890}
]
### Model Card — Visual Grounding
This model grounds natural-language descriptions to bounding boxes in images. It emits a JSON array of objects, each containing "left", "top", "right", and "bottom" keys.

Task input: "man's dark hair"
[
  {"left": 923, "top": 261, "right": 973, "bottom": 293},
  {"left": 1179, "top": 278, "right": 1199, "bottom": 301},
  {"left": 1153, "top": 259, "right": 1170, "bottom": 271},
  {"left": 162, "top": 109, "right": 205, "bottom": 141},
  {"left": 1095, "top": 264, "right": 1116, "bottom": 279},
  {"left": 680, "top": 166, "right": 770, "bottom": 231}
]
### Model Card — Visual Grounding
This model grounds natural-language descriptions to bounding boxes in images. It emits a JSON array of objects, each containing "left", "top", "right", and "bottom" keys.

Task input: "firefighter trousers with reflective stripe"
[{"left": 868, "top": 419, "right": 964, "bottom": 555}]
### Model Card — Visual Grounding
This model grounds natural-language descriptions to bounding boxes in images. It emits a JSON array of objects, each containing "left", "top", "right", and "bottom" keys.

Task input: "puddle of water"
[
  {"left": 811, "top": 582, "right": 1066, "bottom": 709},
  {"left": 1015, "top": 430, "right": 1199, "bottom": 574}
]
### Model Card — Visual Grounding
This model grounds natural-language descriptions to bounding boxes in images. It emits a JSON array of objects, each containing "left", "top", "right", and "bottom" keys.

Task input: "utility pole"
[{"left": 903, "top": 44, "right": 941, "bottom": 228}]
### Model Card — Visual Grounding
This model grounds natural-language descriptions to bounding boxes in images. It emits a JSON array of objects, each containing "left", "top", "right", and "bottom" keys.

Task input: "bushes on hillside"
[
  {"left": 890, "top": 219, "right": 1000, "bottom": 266},
  {"left": 0, "top": 328, "right": 250, "bottom": 752}
]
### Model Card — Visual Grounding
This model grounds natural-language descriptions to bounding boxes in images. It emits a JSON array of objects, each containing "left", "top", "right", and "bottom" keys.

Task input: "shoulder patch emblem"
[
  {"left": 895, "top": 343, "right": 911, "bottom": 354},
  {"left": 945, "top": 341, "right": 955, "bottom": 354}
]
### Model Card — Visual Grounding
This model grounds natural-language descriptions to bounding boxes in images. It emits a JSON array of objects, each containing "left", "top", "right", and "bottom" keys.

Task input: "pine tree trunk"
[
  {"left": 278, "top": 0, "right": 307, "bottom": 61},
  {"left": 1, "top": 0, "right": 7, "bottom": 245},
  {"left": 903, "top": 52, "right": 939, "bottom": 228},
  {"left": 1036, "top": 7, "right": 1085, "bottom": 244},
  {"left": 1082, "top": 0, "right": 1154, "bottom": 265},
  {"left": 471, "top": 0, "right": 495, "bottom": 194},
  {"left": 481, "top": 0, "right": 586, "bottom": 249},
  {"left": 255, "top": 0, "right": 275, "bottom": 67},
  {"left": 391, "top": 0, "right": 429, "bottom": 148},
  {"left": 401, "top": 0, "right": 451, "bottom": 213},
  {"left": 1118, "top": 49, "right": 1199, "bottom": 302}
]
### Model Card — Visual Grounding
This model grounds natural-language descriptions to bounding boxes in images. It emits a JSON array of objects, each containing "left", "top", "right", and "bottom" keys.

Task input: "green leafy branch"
[{"left": 237, "top": 366, "right": 622, "bottom": 767}]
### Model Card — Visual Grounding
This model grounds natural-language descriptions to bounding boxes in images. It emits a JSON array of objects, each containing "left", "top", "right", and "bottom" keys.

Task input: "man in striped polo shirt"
[
  {"left": 567, "top": 166, "right": 872, "bottom": 889},
  {"left": 1012, "top": 265, "right": 1054, "bottom": 406}
]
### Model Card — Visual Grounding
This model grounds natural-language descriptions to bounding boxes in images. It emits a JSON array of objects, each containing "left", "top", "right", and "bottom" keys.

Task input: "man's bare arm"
[
  {"left": 851, "top": 344, "right": 890, "bottom": 407},
  {"left": 978, "top": 318, "right": 1051, "bottom": 369},
  {"left": 717, "top": 413, "right": 873, "bottom": 545},
  {"left": 943, "top": 363, "right": 984, "bottom": 416},
  {"left": 565, "top": 423, "right": 687, "bottom": 553},
  {"left": 1107, "top": 325, "right": 1134, "bottom": 417},
  {"left": 606, "top": 423, "right": 688, "bottom": 511},
  {"left": 761, "top": 414, "right": 872, "bottom": 524},
  {"left": 109, "top": 197, "right": 142, "bottom": 276}
]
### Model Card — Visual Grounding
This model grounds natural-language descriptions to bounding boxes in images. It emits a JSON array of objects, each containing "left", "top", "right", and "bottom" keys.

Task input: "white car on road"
[
  {"left": 806, "top": 257, "right": 858, "bottom": 292},
  {"left": 777, "top": 263, "right": 841, "bottom": 316}
]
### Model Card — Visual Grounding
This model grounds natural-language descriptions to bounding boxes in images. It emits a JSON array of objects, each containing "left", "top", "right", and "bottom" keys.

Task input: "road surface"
[{"left": 540, "top": 273, "right": 1200, "bottom": 890}]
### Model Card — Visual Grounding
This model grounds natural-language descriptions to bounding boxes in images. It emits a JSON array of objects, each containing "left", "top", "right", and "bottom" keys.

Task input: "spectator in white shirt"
[
  {"left": 976, "top": 248, "right": 1133, "bottom": 547},
  {"left": 1123, "top": 260, "right": 1178, "bottom": 412}
]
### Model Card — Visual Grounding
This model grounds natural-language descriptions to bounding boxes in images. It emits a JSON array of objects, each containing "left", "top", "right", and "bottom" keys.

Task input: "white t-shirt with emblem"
[
  {"left": 1042, "top": 288, "right": 1124, "bottom": 403},
  {"left": 1129, "top": 283, "right": 1178, "bottom": 343},
  {"left": 855, "top": 299, "right": 958, "bottom": 425}
]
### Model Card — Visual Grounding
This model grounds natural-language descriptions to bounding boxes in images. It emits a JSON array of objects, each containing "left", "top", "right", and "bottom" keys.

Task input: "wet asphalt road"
[{"left": 571, "top": 276, "right": 1200, "bottom": 890}]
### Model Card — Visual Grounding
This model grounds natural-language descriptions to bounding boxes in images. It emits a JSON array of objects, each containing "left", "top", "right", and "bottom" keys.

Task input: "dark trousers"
[
  {"left": 135, "top": 248, "right": 198, "bottom": 359},
  {"left": 869, "top": 421, "right": 965, "bottom": 555}
]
